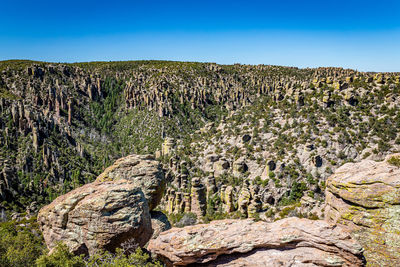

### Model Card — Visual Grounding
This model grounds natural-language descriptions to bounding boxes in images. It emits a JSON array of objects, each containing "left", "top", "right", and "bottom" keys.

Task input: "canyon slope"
[{"left": 1, "top": 60, "right": 400, "bottom": 266}]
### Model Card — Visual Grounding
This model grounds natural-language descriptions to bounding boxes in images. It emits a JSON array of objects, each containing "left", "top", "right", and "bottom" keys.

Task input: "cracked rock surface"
[
  {"left": 325, "top": 154, "right": 400, "bottom": 266},
  {"left": 148, "top": 217, "right": 364, "bottom": 267},
  {"left": 96, "top": 154, "right": 165, "bottom": 211},
  {"left": 37, "top": 179, "right": 152, "bottom": 255},
  {"left": 37, "top": 154, "right": 167, "bottom": 256}
]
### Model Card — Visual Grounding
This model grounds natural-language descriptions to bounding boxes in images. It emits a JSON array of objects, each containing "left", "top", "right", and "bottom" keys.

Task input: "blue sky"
[{"left": 1, "top": 0, "right": 399, "bottom": 71}]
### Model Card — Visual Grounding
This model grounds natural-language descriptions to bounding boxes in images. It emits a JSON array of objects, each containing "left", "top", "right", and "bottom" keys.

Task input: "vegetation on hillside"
[{"left": 0, "top": 219, "right": 162, "bottom": 267}]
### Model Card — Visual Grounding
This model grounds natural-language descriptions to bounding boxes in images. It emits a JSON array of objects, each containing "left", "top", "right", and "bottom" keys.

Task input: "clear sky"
[{"left": 1, "top": 0, "right": 399, "bottom": 72}]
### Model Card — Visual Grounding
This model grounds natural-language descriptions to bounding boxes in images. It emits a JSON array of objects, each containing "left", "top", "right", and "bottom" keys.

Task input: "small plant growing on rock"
[{"left": 388, "top": 156, "right": 400, "bottom": 167}]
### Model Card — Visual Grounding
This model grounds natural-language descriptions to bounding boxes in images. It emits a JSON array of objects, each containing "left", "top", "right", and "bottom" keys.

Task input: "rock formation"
[
  {"left": 221, "top": 185, "right": 234, "bottom": 213},
  {"left": 148, "top": 217, "right": 364, "bottom": 266},
  {"left": 2, "top": 60, "right": 400, "bottom": 222},
  {"left": 150, "top": 210, "right": 171, "bottom": 240},
  {"left": 232, "top": 158, "right": 248, "bottom": 177},
  {"left": 238, "top": 180, "right": 251, "bottom": 215},
  {"left": 213, "top": 159, "right": 230, "bottom": 177},
  {"left": 190, "top": 177, "right": 206, "bottom": 217},
  {"left": 2, "top": 60, "right": 400, "bottom": 265},
  {"left": 162, "top": 137, "right": 175, "bottom": 156},
  {"left": 38, "top": 154, "right": 168, "bottom": 256},
  {"left": 325, "top": 154, "right": 400, "bottom": 266},
  {"left": 37, "top": 179, "right": 152, "bottom": 256},
  {"left": 96, "top": 154, "right": 165, "bottom": 210}
]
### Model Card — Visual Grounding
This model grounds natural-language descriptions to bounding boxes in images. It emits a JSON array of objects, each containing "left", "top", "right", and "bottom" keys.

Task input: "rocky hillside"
[
  {"left": 149, "top": 154, "right": 400, "bottom": 266},
  {"left": 2, "top": 151, "right": 399, "bottom": 266},
  {"left": 0, "top": 59, "right": 399, "bottom": 219},
  {"left": 155, "top": 68, "right": 400, "bottom": 222}
]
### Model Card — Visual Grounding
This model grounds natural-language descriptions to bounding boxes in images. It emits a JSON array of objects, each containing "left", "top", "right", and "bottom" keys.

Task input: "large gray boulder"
[
  {"left": 96, "top": 154, "right": 165, "bottom": 210},
  {"left": 38, "top": 154, "right": 167, "bottom": 256},
  {"left": 38, "top": 180, "right": 152, "bottom": 256}
]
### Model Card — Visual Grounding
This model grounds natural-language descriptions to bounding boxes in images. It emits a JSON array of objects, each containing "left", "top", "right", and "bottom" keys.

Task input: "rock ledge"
[{"left": 148, "top": 217, "right": 364, "bottom": 266}]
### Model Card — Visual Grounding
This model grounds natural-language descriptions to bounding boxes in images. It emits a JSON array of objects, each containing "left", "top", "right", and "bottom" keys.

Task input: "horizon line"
[{"left": 1, "top": 58, "right": 398, "bottom": 73}]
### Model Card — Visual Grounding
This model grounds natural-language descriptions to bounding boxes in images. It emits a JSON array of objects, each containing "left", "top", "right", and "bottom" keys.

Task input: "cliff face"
[
  {"left": 0, "top": 62, "right": 118, "bottom": 210},
  {"left": 1, "top": 60, "right": 399, "bottom": 217},
  {"left": 156, "top": 69, "right": 400, "bottom": 222},
  {"left": 325, "top": 154, "right": 400, "bottom": 265}
]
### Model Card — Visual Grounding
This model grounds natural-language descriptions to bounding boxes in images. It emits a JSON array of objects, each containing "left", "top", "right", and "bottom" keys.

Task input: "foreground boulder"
[
  {"left": 148, "top": 217, "right": 364, "bottom": 266},
  {"left": 38, "top": 180, "right": 152, "bottom": 255},
  {"left": 325, "top": 154, "right": 400, "bottom": 266},
  {"left": 96, "top": 154, "right": 165, "bottom": 210},
  {"left": 38, "top": 154, "right": 167, "bottom": 256}
]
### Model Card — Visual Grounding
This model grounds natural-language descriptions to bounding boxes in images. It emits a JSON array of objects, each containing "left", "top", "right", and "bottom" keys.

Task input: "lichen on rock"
[{"left": 325, "top": 154, "right": 400, "bottom": 266}]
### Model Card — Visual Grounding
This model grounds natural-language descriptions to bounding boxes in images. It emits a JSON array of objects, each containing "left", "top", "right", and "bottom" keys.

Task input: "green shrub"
[
  {"left": 277, "top": 202, "right": 301, "bottom": 219},
  {"left": 0, "top": 219, "right": 45, "bottom": 267},
  {"left": 308, "top": 213, "right": 319, "bottom": 220},
  {"left": 0, "top": 218, "right": 162, "bottom": 267},
  {"left": 306, "top": 173, "right": 316, "bottom": 185},
  {"left": 264, "top": 209, "right": 275, "bottom": 218},
  {"left": 362, "top": 152, "right": 371, "bottom": 159},
  {"left": 36, "top": 243, "right": 84, "bottom": 267},
  {"left": 253, "top": 176, "right": 262, "bottom": 185},
  {"left": 36, "top": 244, "right": 162, "bottom": 267},
  {"left": 388, "top": 156, "right": 400, "bottom": 167}
]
